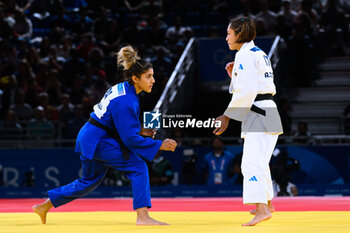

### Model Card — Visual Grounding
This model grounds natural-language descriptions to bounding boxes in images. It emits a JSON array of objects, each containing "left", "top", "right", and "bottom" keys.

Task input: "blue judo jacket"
[{"left": 75, "top": 81, "right": 162, "bottom": 161}]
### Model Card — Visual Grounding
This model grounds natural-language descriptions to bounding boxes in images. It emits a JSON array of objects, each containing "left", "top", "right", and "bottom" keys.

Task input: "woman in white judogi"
[{"left": 214, "top": 16, "right": 283, "bottom": 226}]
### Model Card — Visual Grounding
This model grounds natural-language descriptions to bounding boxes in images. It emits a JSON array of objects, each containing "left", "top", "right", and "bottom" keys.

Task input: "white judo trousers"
[{"left": 241, "top": 132, "right": 278, "bottom": 204}]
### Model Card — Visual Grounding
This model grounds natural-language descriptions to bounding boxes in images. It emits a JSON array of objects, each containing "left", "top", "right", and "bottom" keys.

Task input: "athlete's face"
[
  {"left": 133, "top": 68, "right": 155, "bottom": 94},
  {"left": 226, "top": 25, "right": 242, "bottom": 51}
]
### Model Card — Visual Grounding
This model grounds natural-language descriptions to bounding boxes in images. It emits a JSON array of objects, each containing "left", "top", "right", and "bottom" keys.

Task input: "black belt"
[
  {"left": 254, "top": 93, "right": 273, "bottom": 101},
  {"left": 250, "top": 94, "right": 273, "bottom": 116},
  {"left": 88, "top": 117, "right": 130, "bottom": 160}
]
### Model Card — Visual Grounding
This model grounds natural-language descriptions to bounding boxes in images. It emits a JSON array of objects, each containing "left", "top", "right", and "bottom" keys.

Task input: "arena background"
[{"left": 0, "top": 0, "right": 349, "bottom": 232}]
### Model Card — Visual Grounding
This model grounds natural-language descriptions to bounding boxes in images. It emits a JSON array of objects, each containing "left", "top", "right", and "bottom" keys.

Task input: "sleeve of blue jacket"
[{"left": 111, "top": 98, "right": 162, "bottom": 161}]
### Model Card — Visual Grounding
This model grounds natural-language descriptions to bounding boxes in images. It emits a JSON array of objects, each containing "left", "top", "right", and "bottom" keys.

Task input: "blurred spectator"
[
  {"left": 63, "top": 0, "right": 88, "bottom": 9},
  {"left": 26, "top": 47, "right": 40, "bottom": 74},
  {"left": 45, "top": 69, "right": 62, "bottom": 106},
  {"left": 99, "top": 19, "right": 122, "bottom": 52},
  {"left": 65, "top": 104, "right": 86, "bottom": 139},
  {"left": 278, "top": 0, "right": 297, "bottom": 28},
  {"left": 0, "top": 42, "right": 17, "bottom": 77},
  {"left": 22, "top": 167, "right": 35, "bottom": 187},
  {"left": 121, "top": 16, "right": 144, "bottom": 46},
  {"left": 165, "top": 17, "right": 191, "bottom": 44},
  {"left": 293, "top": 121, "right": 314, "bottom": 144},
  {"left": 61, "top": 49, "right": 86, "bottom": 86},
  {"left": 256, "top": 1, "right": 277, "bottom": 35},
  {"left": 72, "top": 6, "right": 93, "bottom": 35},
  {"left": 24, "top": 74, "right": 42, "bottom": 106},
  {"left": 124, "top": 0, "right": 163, "bottom": 18},
  {"left": 103, "top": 169, "right": 130, "bottom": 187},
  {"left": 0, "top": 110, "right": 23, "bottom": 140},
  {"left": 276, "top": 0, "right": 297, "bottom": 39},
  {"left": 236, "top": 1, "right": 256, "bottom": 21},
  {"left": 39, "top": 37, "right": 50, "bottom": 57},
  {"left": 77, "top": 33, "right": 97, "bottom": 61},
  {"left": 0, "top": 7, "right": 14, "bottom": 39},
  {"left": 88, "top": 47, "right": 104, "bottom": 70},
  {"left": 16, "top": 39, "right": 29, "bottom": 59},
  {"left": 144, "top": 18, "right": 166, "bottom": 46},
  {"left": 278, "top": 98, "right": 292, "bottom": 135},
  {"left": 91, "top": 70, "right": 110, "bottom": 102},
  {"left": 92, "top": 7, "right": 110, "bottom": 40},
  {"left": 319, "top": 0, "right": 348, "bottom": 56},
  {"left": 13, "top": 10, "right": 32, "bottom": 39},
  {"left": 57, "top": 94, "right": 74, "bottom": 122},
  {"left": 203, "top": 136, "right": 234, "bottom": 185},
  {"left": 255, "top": 17, "right": 269, "bottom": 36},
  {"left": 270, "top": 148, "right": 301, "bottom": 196},
  {"left": 171, "top": 127, "right": 188, "bottom": 147},
  {"left": 27, "top": 0, "right": 51, "bottom": 16},
  {"left": 57, "top": 36, "right": 73, "bottom": 60},
  {"left": 151, "top": 46, "right": 172, "bottom": 76},
  {"left": 275, "top": 14, "right": 293, "bottom": 39},
  {"left": 273, "top": 180, "right": 298, "bottom": 196},
  {"left": 38, "top": 92, "right": 59, "bottom": 121},
  {"left": 43, "top": 45, "right": 64, "bottom": 71},
  {"left": 230, "top": 153, "right": 243, "bottom": 185},
  {"left": 26, "top": 105, "right": 54, "bottom": 139},
  {"left": 69, "top": 75, "right": 87, "bottom": 105},
  {"left": 343, "top": 104, "right": 350, "bottom": 135},
  {"left": 285, "top": 17, "right": 317, "bottom": 87},
  {"left": 50, "top": 5, "right": 71, "bottom": 31},
  {"left": 149, "top": 151, "right": 174, "bottom": 185},
  {"left": 58, "top": 93, "right": 74, "bottom": 141},
  {"left": 10, "top": 89, "right": 33, "bottom": 121},
  {"left": 15, "top": 59, "right": 34, "bottom": 90},
  {"left": 181, "top": 148, "right": 198, "bottom": 184},
  {"left": 213, "top": 0, "right": 234, "bottom": 16},
  {"left": 0, "top": 164, "right": 3, "bottom": 186},
  {"left": 0, "top": 74, "right": 17, "bottom": 113},
  {"left": 81, "top": 94, "right": 95, "bottom": 118},
  {"left": 297, "top": 0, "right": 319, "bottom": 29}
]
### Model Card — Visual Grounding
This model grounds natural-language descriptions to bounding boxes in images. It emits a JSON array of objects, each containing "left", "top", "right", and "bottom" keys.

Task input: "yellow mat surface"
[{"left": 1, "top": 211, "right": 350, "bottom": 233}]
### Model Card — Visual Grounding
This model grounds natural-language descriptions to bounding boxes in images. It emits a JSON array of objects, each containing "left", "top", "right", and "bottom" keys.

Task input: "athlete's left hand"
[
  {"left": 213, "top": 115, "right": 230, "bottom": 135},
  {"left": 140, "top": 128, "right": 157, "bottom": 138}
]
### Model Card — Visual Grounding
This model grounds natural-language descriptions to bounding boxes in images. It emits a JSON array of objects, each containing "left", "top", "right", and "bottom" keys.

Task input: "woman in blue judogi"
[{"left": 33, "top": 46, "right": 177, "bottom": 225}]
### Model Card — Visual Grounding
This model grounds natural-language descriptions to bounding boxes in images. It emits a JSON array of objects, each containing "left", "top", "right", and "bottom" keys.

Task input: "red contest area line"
[{"left": 1, "top": 197, "right": 350, "bottom": 213}]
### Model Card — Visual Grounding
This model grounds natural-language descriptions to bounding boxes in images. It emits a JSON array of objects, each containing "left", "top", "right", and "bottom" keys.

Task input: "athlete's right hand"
[
  {"left": 225, "top": 62, "right": 234, "bottom": 78},
  {"left": 160, "top": 139, "right": 177, "bottom": 152}
]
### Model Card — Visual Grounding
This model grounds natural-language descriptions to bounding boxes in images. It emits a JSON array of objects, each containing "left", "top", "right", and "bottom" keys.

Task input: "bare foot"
[
  {"left": 243, "top": 203, "right": 272, "bottom": 226},
  {"left": 32, "top": 199, "right": 53, "bottom": 224},
  {"left": 136, "top": 217, "right": 169, "bottom": 226},
  {"left": 136, "top": 207, "right": 169, "bottom": 226},
  {"left": 250, "top": 201, "right": 274, "bottom": 215}
]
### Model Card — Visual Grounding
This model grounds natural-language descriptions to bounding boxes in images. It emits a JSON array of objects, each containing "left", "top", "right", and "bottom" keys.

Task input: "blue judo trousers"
[{"left": 48, "top": 81, "right": 162, "bottom": 210}]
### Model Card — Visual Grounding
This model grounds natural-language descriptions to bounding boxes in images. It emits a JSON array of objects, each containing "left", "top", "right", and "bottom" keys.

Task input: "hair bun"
[{"left": 117, "top": 45, "right": 141, "bottom": 70}]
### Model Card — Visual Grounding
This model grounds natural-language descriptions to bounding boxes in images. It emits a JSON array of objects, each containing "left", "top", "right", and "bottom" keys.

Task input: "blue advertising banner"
[{"left": 0, "top": 145, "right": 349, "bottom": 197}]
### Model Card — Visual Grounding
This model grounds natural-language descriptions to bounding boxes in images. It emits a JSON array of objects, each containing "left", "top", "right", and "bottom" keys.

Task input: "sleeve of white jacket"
[{"left": 224, "top": 52, "right": 258, "bottom": 122}]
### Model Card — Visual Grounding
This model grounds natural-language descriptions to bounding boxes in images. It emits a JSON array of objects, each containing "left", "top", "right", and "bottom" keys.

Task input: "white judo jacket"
[{"left": 224, "top": 41, "right": 283, "bottom": 136}]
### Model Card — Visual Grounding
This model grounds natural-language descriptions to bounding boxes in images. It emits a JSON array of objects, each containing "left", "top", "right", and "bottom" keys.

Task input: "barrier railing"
[{"left": 154, "top": 38, "right": 196, "bottom": 114}]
